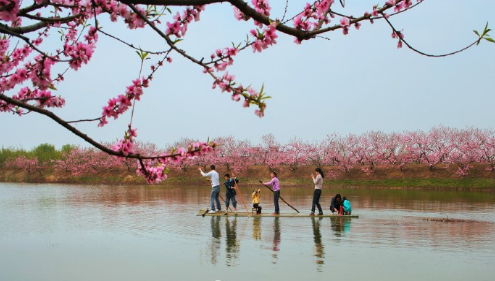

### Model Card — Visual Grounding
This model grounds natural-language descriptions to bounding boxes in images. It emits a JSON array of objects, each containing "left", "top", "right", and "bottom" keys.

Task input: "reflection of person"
[
  {"left": 342, "top": 196, "right": 352, "bottom": 215},
  {"left": 330, "top": 217, "right": 351, "bottom": 236},
  {"left": 262, "top": 171, "right": 280, "bottom": 215},
  {"left": 209, "top": 216, "right": 221, "bottom": 264},
  {"left": 330, "top": 217, "right": 345, "bottom": 236},
  {"left": 272, "top": 217, "right": 281, "bottom": 264},
  {"left": 199, "top": 165, "right": 221, "bottom": 214},
  {"left": 223, "top": 173, "right": 238, "bottom": 215},
  {"left": 330, "top": 194, "right": 342, "bottom": 214},
  {"left": 252, "top": 217, "right": 261, "bottom": 240},
  {"left": 310, "top": 168, "right": 324, "bottom": 216},
  {"left": 252, "top": 189, "right": 262, "bottom": 214},
  {"left": 311, "top": 217, "right": 324, "bottom": 267},
  {"left": 225, "top": 217, "right": 239, "bottom": 266}
]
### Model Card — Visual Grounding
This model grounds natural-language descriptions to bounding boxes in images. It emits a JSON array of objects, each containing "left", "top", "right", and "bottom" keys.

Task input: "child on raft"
[{"left": 252, "top": 189, "right": 262, "bottom": 214}]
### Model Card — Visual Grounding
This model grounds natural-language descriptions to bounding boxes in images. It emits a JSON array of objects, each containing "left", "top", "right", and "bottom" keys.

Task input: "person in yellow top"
[{"left": 252, "top": 189, "right": 262, "bottom": 214}]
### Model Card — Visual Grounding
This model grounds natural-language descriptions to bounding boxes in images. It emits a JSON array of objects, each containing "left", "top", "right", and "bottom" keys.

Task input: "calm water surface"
[{"left": 1, "top": 183, "right": 494, "bottom": 281}]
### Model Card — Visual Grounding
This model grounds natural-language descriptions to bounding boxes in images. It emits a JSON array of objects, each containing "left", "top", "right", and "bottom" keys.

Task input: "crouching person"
[
  {"left": 342, "top": 196, "right": 352, "bottom": 215},
  {"left": 330, "top": 194, "right": 342, "bottom": 215}
]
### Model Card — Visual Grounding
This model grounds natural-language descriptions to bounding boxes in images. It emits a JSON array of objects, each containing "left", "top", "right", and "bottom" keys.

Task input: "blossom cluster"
[
  {"left": 0, "top": 0, "right": 20, "bottom": 23},
  {"left": 251, "top": 22, "right": 278, "bottom": 53},
  {"left": 211, "top": 72, "right": 264, "bottom": 116},
  {"left": 137, "top": 161, "right": 168, "bottom": 184},
  {"left": 165, "top": 6, "right": 205, "bottom": 38},
  {"left": 293, "top": 0, "right": 335, "bottom": 31},
  {"left": 100, "top": 78, "right": 148, "bottom": 126},
  {"left": 209, "top": 47, "right": 239, "bottom": 72},
  {"left": 112, "top": 127, "right": 138, "bottom": 156}
]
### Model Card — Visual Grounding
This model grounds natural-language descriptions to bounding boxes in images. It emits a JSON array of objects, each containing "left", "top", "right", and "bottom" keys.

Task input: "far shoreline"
[{"left": 2, "top": 164, "right": 495, "bottom": 191}]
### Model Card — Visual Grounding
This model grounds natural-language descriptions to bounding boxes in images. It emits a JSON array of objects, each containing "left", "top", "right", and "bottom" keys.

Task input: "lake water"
[{"left": 0, "top": 183, "right": 494, "bottom": 281}]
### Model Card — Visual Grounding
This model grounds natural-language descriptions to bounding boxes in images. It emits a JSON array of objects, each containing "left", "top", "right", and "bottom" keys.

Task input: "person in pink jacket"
[{"left": 262, "top": 171, "right": 280, "bottom": 215}]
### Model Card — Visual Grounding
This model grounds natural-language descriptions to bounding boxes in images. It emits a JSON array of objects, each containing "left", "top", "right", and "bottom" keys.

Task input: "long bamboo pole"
[
  {"left": 231, "top": 172, "right": 250, "bottom": 217},
  {"left": 258, "top": 180, "right": 300, "bottom": 213}
]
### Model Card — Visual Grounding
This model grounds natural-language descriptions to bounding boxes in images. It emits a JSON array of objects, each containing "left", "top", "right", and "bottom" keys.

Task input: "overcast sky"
[{"left": 2, "top": 1, "right": 495, "bottom": 149}]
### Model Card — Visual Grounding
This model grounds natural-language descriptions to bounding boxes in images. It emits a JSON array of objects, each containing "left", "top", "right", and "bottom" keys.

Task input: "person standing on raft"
[
  {"left": 262, "top": 171, "right": 280, "bottom": 215},
  {"left": 199, "top": 165, "right": 221, "bottom": 214},
  {"left": 310, "top": 168, "right": 324, "bottom": 216},
  {"left": 223, "top": 173, "right": 238, "bottom": 215}
]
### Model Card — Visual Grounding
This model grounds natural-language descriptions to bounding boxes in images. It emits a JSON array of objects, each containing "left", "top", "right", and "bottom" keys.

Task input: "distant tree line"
[{"left": 2, "top": 126, "right": 494, "bottom": 179}]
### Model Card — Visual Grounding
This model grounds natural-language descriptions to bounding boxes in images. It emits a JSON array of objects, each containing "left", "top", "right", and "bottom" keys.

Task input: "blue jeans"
[
  {"left": 273, "top": 190, "right": 280, "bottom": 214},
  {"left": 210, "top": 185, "right": 221, "bottom": 211},
  {"left": 311, "top": 189, "right": 322, "bottom": 213}
]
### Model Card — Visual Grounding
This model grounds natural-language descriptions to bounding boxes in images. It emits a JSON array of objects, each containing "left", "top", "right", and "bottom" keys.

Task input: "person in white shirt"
[
  {"left": 310, "top": 168, "right": 324, "bottom": 216},
  {"left": 199, "top": 165, "right": 221, "bottom": 214}
]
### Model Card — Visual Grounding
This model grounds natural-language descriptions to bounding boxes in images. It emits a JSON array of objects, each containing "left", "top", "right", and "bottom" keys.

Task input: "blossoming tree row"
[{"left": 3, "top": 127, "right": 495, "bottom": 179}]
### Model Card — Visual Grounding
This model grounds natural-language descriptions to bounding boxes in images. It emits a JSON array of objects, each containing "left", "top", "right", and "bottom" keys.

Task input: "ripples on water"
[{"left": 0, "top": 183, "right": 494, "bottom": 281}]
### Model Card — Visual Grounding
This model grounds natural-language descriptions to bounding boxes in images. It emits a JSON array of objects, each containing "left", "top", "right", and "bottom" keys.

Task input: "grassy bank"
[{"left": 2, "top": 164, "right": 495, "bottom": 190}]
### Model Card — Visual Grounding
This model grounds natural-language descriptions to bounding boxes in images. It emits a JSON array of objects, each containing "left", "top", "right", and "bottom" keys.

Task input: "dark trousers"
[
  {"left": 253, "top": 203, "right": 262, "bottom": 214},
  {"left": 225, "top": 192, "right": 237, "bottom": 209},
  {"left": 274, "top": 190, "right": 280, "bottom": 214},
  {"left": 311, "top": 189, "right": 323, "bottom": 213}
]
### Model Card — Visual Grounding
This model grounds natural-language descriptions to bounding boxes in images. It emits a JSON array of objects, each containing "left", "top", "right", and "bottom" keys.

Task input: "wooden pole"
[
  {"left": 231, "top": 172, "right": 250, "bottom": 217},
  {"left": 259, "top": 180, "right": 300, "bottom": 213}
]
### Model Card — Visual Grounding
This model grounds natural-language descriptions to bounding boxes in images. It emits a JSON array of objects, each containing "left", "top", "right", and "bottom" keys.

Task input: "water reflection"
[
  {"left": 252, "top": 217, "right": 261, "bottom": 240},
  {"left": 330, "top": 217, "right": 352, "bottom": 237},
  {"left": 2, "top": 183, "right": 495, "bottom": 281},
  {"left": 271, "top": 217, "right": 281, "bottom": 264},
  {"left": 225, "top": 217, "right": 239, "bottom": 266},
  {"left": 311, "top": 217, "right": 325, "bottom": 270},
  {"left": 209, "top": 216, "right": 221, "bottom": 265}
]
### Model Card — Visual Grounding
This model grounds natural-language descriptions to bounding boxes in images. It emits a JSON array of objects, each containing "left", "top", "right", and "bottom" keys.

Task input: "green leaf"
[
  {"left": 485, "top": 37, "right": 495, "bottom": 43},
  {"left": 48, "top": 84, "right": 57, "bottom": 90},
  {"left": 473, "top": 30, "right": 480, "bottom": 36}
]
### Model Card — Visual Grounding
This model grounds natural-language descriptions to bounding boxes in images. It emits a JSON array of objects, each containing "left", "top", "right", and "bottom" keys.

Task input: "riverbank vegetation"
[{"left": 1, "top": 127, "right": 494, "bottom": 189}]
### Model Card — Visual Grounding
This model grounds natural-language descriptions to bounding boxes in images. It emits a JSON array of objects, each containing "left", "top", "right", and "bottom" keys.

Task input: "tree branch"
[{"left": 0, "top": 93, "right": 202, "bottom": 160}]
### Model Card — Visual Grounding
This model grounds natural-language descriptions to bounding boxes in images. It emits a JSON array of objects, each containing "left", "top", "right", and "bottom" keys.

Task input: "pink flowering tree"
[
  {"left": 5, "top": 155, "right": 42, "bottom": 175},
  {"left": 1, "top": 0, "right": 492, "bottom": 183},
  {"left": 215, "top": 136, "right": 252, "bottom": 173},
  {"left": 259, "top": 134, "right": 284, "bottom": 171},
  {"left": 285, "top": 137, "right": 307, "bottom": 172},
  {"left": 54, "top": 146, "right": 124, "bottom": 175}
]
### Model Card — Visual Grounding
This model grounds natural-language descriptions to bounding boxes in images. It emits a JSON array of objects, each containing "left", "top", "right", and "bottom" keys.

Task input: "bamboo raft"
[{"left": 197, "top": 209, "right": 359, "bottom": 218}]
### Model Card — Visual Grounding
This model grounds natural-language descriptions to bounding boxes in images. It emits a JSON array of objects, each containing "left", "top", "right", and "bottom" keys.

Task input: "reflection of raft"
[{"left": 197, "top": 210, "right": 359, "bottom": 218}]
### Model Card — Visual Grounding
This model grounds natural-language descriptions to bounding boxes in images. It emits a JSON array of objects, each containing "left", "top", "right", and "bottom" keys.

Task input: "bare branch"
[{"left": 382, "top": 14, "right": 479, "bottom": 57}]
